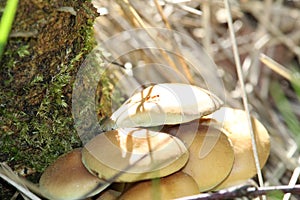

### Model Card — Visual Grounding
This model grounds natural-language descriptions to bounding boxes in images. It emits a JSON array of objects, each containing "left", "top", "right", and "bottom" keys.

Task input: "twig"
[
  {"left": 223, "top": 0, "right": 265, "bottom": 193},
  {"left": 260, "top": 53, "right": 293, "bottom": 81},
  {"left": 153, "top": 0, "right": 171, "bottom": 29},
  {"left": 0, "top": 163, "right": 41, "bottom": 200},
  {"left": 153, "top": 0, "right": 194, "bottom": 84},
  {"left": 175, "top": 184, "right": 300, "bottom": 200},
  {"left": 119, "top": 0, "right": 181, "bottom": 80},
  {"left": 241, "top": 1, "right": 300, "bottom": 62},
  {"left": 283, "top": 166, "right": 300, "bottom": 200},
  {"left": 202, "top": 1, "right": 212, "bottom": 57}
]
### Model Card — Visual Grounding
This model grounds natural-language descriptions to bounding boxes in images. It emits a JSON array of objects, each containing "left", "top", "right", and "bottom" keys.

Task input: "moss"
[{"left": 0, "top": 0, "right": 99, "bottom": 198}]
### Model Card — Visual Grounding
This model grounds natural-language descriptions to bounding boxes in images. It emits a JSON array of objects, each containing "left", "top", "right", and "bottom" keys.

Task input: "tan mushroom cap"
[
  {"left": 162, "top": 122, "right": 235, "bottom": 192},
  {"left": 108, "top": 83, "right": 223, "bottom": 129},
  {"left": 82, "top": 128, "right": 189, "bottom": 182},
  {"left": 39, "top": 148, "right": 110, "bottom": 200},
  {"left": 119, "top": 171, "right": 199, "bottom": 200},
  {"left": 202, "top": 107, "right": 271, "bottom": 190},
  {"left": 96, "top": 189, "right": 121, "bottom": 200}
]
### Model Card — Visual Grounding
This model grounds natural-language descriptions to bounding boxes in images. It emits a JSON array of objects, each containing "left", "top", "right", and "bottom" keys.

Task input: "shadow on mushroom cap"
[
  {"left": 103, "top": 83, "right": 223, "bottom": 130},
  {"left": 82, "top": 128, "right": 189, "bottom": 182}
]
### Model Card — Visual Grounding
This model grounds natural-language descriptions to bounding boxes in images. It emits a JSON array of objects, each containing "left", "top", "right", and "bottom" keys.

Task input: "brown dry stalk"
[
  {"left": 153, "top": 0, "right": 194, "bottom": 84},
  {"left": 260, "top": 53, "right": 293, "bottom": 81},
  {"left": 175, "top": 184, "right": 300, "bottom": 200},
  {"left": 223, "top": 0, "right": 265, "bottom": 192}
]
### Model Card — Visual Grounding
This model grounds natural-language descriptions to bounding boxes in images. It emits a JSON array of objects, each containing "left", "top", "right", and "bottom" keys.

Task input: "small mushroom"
[
  {"left": 39, "top": 148, "right": 110, "bottom": 200},
  {"left": 105, "top": 83, "right": 223, "bottom": 129},
  {"left": 202, "top": 107, "right": 270, "bottom": 190},
  {"left": 82, "top": 128, "right": 189, "bottom": 182},
  {"left": 119, "top": 172, "right": 199, "bottom": 200},
  {"left": 162, "top": 122, "right": 235, "bottom": 192}
]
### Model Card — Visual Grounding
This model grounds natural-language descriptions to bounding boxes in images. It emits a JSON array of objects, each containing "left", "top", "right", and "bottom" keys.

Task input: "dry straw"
[
  {"left": 92, "top": 0, "right": 300, "bottom": 199},
  {"left": 1, "top": 0, "right": 300, "bottom": 199}
]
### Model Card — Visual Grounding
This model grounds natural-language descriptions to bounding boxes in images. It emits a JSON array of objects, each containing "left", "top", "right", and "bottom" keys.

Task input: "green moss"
[{"left": 0, "top": 0, "right": 99, "bottom": 198}]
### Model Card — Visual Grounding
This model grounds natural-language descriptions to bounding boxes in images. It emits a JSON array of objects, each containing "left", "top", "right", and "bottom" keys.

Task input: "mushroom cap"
[
  {"left": 162, "top": 122, "right": 235, "bottom": 192},
  {"left": 109, "top": 83, "right": 223, "bottom": 129},
  {"left": 39, "top": 148, "right": 110, "bottom": 200},
  {"left": 82, "top": 128, "right": 189, "bottom": 182},
  {"left": 203, "top": 107, "right": 271, "bottom": 190},
  {"left": 96, "top": 189, "right": 121, "bottom": 200},
  {"left": 119, "top": 171, "right": 199, "bottom": 200}
]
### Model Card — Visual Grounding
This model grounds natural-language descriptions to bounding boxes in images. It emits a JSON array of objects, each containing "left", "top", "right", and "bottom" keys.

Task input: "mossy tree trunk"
[{"left": 0, "top": 0, "right": 98, "bottom": 198}]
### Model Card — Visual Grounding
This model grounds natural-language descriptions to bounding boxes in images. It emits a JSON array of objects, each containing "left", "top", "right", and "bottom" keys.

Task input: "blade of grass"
[
  {"left": 223, "top": 0, "right": 265, "bottom": 191},
  {"left": 151, "top": 178, "right": 161, "bottom": 200},
  {"left": 260, "top": 53, "right": 292, "bottom": 81},
  {"left": 283, "top": 166, "right": 300, "bottom": 200},
  {"left": 270, "top": 81, "right": 300, "bottom": 146},
  {"left": 291, "top": 73, "right": 300, "bottom": 102},
  {"left": 118, "top": 0, "right": 181, "bottom": 79},
  {"left": 175, "top": 185, "right": 300, "bottom": 200},
  {"left": 260, "top": 53, "right": 300, "bottom": 108},
  {"left": 0, "top": 163, "right": 41, "bottom": 200},
  {"left": 153, "top": 0, "right": 194, "bottom": 84},
  {"left": 202, "top": 1, "right": 212, "bottom": 57},
  {"left": 0, "top": 0, "right": 19, "bottom": 58},
  {"left": 241, "top": 1, "right": 300, "bottom": 62}
]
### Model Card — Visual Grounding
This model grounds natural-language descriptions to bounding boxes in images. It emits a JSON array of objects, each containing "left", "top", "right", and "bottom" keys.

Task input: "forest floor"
[{"left": 1, "top": 0, "right": 300, "bottom": 199}]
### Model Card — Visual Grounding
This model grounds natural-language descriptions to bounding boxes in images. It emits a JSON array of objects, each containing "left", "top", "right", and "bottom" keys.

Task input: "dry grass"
[
  {"left": 1, "top": 0, "right": 299, "bottom": 199},
  {"left": 92, "top": 0, "right": 300, "bottom": 199}
]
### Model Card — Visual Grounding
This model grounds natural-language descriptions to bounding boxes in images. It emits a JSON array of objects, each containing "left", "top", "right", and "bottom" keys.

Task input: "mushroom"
[
  {"left": 102, "top": 83, "right": 223, "bottom": 130},
  {"left": 81, "top": 128, "right": 189, "bottom": 182},
  {"left": 39, "top": 148, "right": 110, "bottom": 200},
  {"left": 161, "top": 122, "right": 235, "bottom": 192},
  {"left": 119, "top": 171, "right": 199, "bottom": 200},
  {"left": 96, "top": 189, "right": 121, "bottom": 200},
  {"left": 202, "top": 107, "right": 270, "bottom": 190}
]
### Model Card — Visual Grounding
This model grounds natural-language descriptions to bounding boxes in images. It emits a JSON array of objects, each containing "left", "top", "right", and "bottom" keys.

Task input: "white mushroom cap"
[
  {"left": 82, "top": 128, "right": 189, "bottom": 182},
  {"left": 119, "top": 172, "right": 199, "bottom": 200},
  {"left": 162, "top": 122, "right": 235, "bottom": 192},
  {"left": 39, "top": 148, "right": 110, "bottom": 200},
  {"left": 108, "top": 83, "right": 223, "bottom": 129},
  {"left": 203, "top": 107, "right": 271, "bottom": 190}
]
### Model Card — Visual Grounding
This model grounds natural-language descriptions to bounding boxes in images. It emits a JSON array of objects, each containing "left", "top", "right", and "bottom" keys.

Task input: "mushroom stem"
[{"left": 119, "top": 172, "right": 199, "bottom": 200}]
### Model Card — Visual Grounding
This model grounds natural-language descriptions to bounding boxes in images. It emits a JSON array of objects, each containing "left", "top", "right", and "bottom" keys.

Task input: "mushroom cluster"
[{"left": 36, "top": 83, "right": 270, "bottom": 200}]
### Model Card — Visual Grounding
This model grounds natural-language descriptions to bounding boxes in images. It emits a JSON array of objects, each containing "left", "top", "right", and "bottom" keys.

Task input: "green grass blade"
[
  {"left": 271, "top": 81, "right": 300, "bottom": 146},
  {"left": 0, "top": 0, "right": 19, "bottom": 58},
  {"left": 291, "top": 73, "right": 300, "bottom": 101}
]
